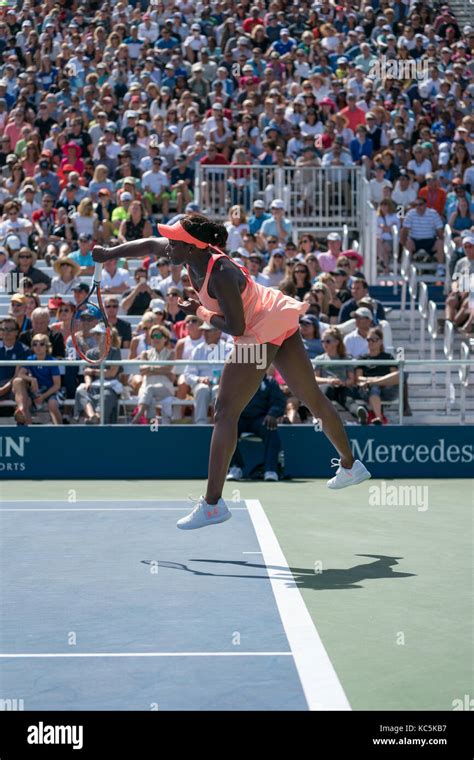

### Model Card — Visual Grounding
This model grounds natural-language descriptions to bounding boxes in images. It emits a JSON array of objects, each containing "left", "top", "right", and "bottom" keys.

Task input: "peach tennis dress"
[{"left": 189, "top": 247, "right": 309, "bottom": 346}]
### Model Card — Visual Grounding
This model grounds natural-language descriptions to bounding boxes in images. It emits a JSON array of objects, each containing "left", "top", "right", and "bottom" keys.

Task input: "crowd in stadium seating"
[{"left": 0, "top": 0, "right": 472, "bottom": 430}]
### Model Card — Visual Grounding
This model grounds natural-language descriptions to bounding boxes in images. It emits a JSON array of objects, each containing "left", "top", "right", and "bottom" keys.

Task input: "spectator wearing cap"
[
  {"left": 247, "top": 252, "right": 270, "bottom": 287},
  {"left": 71, "top": 282, "right": 90, "bottom": 306},
  {"left": 445, "top": 234, "right": 474, "bottom": 333},
  {"left": 343, "top": 306, "right": 374, "bottom": 359},
  {"left": 34, "top": 158, "right": 60, "bottom": 201},
  {"left": 8, "top": 293, "right": 31, "bottom": 334},
  {"left": 400, "top": 197, "right": 444, "bottom": 266},
  {"left": 418, "top": 174, "right": 447, "bottom": 218},
  {"left": 226, "top": 372, "right": 286, "bottom": 483},
  {"left": 248, "top": 200, "right": 271, "bottom": 235},
  {"left": 72, "top": 327, "right": 123, "bottom": 425},
  {"left": 130, "top": 323, "right": 175, "bottom": 425},
  {"left": 317, "top": 233, "right": 344, "bottom": 273},
  {"left": 299, "top": 314, "right": 323, "bottom": 359},
  {"left": 148, "top": 256, "right": 171, "bottom": 287},
  {"left": 67, "top": 234, "right": 95, "bottom": 276},
  {"left": 184, "top": 23, "right": 207, "bottom": 64},
  {"left": 51, "top": 258, "right": 81, "bottom": 296},
  {"left": 9, "top": 248, "right": 51, "bottom": 295},
  {"left": 259, "top": 199, "right": 292, "bottom": 246}
]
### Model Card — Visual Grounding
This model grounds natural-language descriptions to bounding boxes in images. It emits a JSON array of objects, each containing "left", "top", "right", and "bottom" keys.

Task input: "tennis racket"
[{"left": 70, "top": 262, "right": 111, "bottom": 365}]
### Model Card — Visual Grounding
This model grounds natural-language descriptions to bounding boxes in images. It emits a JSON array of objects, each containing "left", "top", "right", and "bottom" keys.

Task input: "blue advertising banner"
[{"left": 0, "top": 426, "right": 472, "bottom": 479}]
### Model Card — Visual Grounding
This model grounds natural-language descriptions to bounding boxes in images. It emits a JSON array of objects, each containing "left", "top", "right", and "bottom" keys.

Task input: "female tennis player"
[{"left": 93, "top": 213, "right": 370, "bottom": 529}]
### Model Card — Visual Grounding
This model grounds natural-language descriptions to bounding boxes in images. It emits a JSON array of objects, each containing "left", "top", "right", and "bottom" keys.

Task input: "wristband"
[{"left": 196, "top": 305, "right": 218, "bottom": 324}]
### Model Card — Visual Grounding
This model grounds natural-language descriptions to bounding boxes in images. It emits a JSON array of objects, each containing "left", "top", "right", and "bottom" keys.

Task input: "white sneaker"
[
  {"left": 226, "top": 466, "right": 243, "bottom": 481},
  {"left": 177, "top": 496, "right": 232, "bottom": 530},
  {"left": 327, "top": 459, "right": 371, "bottom": 490},
  {"left": 264, "top": 470, "right": 278, "bottom": 482}
]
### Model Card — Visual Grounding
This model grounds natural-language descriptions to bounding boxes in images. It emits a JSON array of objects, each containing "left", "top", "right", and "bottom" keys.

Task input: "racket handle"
[{"left": 93, "top": 262, "right": 103, "bottom": 283}]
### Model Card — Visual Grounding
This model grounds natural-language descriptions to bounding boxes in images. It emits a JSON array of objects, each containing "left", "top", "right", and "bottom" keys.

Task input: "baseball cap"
[
  {"left": 270, "top": 199, "right": 285, "bottom": 209},
  {"left": 11, "top": 293, "right": 27, "bottom": 303},
  {"left": 121, "top": 192, "right": 133, "bottom": 201},
  {"left": 72, "top": 282, "right": 90, "bottom": 293},
  {"left": 327, "top": 232, "right": 341, "bottom": 241},
  {"left": 462, "top": 234, "right": 474, "bottom": 245},
  {"left": 200, "top": 322, "right": 218, "bottom": 331},
  {"left": 353, "top": 307, "right": 373, "bottom": 320},
  {"left": 249, "top": 252, "right": 263, "bottom": 261},
  {"left": 253, "top": 200, "right": 265, "bottom": 209},
  {"left": 78, "top": 233, "right": 92, "bottom": 242},
  {"left": 39, "top": 159, "right": 50, "bottom": 169},
  {"left": 149, "top": 298, "right": 166, "bottom": 313},
  {"left": 300, "top": 314, "right": 319, "bottom": 327}
]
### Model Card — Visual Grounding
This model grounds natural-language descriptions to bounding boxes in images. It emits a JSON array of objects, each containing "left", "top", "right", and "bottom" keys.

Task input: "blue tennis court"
[{"left": 0, "top": 498, "right": 348, "bottom": 711}]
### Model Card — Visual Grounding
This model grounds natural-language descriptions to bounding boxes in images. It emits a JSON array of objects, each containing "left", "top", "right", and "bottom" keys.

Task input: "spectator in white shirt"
[
  {"left": 184, "top": 323, "right": 229, "bottom": 424},
  {"left": 101, "top": 258, "right": 132, "bottom": 294},
  {"left": 138, "top": 15, "right": 159, "bottom": 43},
  {"left": 392, "top": 170, "right": 418, "bottom": 213},
  {"left": 369, "top": 165, "right": 394, "bottom": 206},
  {"left": 225, "top": 205, "right": 249, "bottom": 251},
  {"left": 142, "top": 157, "right": 170, "bottom": 216},
  {"left": 407, "top": 144, "right": 432, "bottom": 183},
  {"left": 344, "top": 308, "right": 374, "bottom": 358}
]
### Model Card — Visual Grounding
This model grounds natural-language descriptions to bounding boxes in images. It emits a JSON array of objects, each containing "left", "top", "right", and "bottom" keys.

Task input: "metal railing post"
[
  {"left": 99, "top": 362, "right": 105, "bottom": 425},
  {"left": 398, "top": 361, "right": 404, "bottom": 426}
]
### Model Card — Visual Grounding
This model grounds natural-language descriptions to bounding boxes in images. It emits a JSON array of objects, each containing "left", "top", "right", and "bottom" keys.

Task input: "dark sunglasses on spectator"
[
  {"left": 187, "top": 318, "right": 199, "bottom": 324},
  {"left": 322, "top": 338, "right": 335, "bottom": 344},
  {"left": 2, "top": 326, "right": 17, "bottom": 332},
  {"left": 294, "top": 268, "right": 307, "bottom": 274},
  {"left": 19, "top": 255, "right": 32, "bottom": 259},
  {"left": 273, "top": 253, "right": 283, "bottom": 257},
  {"left": 301, "top": 238, "right": 311, "bottom": 243},
  {"left": 151, "top": 332, "right": 164, "bottom": 339},
  {"left": 168, "top": 292, "right": 179, "bottom": 297},
  {"left": 367, "top": 337, "right": 381, "bottom": 343},
  {"left": 32, "top": 341, "right": 47, "bottom": 347},
  {"left": 105, "top": 303, "right": 119, "bottom": 308},
  {"left": 267, "top": 238, "right": 277, "bottom": 243}
]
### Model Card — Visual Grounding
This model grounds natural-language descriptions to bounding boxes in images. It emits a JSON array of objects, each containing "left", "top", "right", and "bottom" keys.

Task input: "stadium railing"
[
  {"left": 2, "top": 357, "right": 473, "bottom": 426},
  {"left": 194, "top": 164, "right": 364, "bottom": 231},
  {"left": 427, "top": 299, "right": 438, "bottom": 387}
]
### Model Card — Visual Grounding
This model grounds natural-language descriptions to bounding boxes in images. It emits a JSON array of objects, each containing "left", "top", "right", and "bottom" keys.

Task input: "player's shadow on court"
[{"left": 141, "top": 554, "right": 415, "bottom": 591}]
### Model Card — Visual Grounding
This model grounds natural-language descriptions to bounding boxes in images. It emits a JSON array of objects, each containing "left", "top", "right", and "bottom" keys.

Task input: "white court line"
[
  {"left": 246, "top": 499, "right": 351, "bottom": 712},
  {"left": 0, "top": 508, "right": 249, "bottom": 512},
  {"left": 0, "top": 652, "right": 291, "bottom": 658}
]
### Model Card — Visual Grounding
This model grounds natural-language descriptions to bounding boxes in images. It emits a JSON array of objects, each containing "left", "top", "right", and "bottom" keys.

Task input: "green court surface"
[{"left": 1, "top": 478, "right": 472, "bottom": 711}]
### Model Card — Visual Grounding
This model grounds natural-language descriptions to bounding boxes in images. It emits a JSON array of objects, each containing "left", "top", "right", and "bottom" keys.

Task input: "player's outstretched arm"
[{"left": 92, "top": 237, "right": 170, "bottom": 263}]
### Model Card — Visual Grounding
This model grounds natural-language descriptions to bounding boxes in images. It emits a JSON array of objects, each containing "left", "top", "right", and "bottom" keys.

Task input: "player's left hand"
[{"left": 177, "top": 297, "right": 200, "bottom": 315}]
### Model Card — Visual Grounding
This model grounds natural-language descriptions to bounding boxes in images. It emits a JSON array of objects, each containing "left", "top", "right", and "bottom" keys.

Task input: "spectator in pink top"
[
  {"left": 60, "top": 143, "right": 84, "bottom": 175},
  {"left": 317, "top": 232, "right": 343, "bottom": 272}
]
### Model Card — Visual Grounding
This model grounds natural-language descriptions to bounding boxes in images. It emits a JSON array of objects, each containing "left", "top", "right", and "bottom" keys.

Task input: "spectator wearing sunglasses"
[
  {"left": 103, "top": 295, "right": 132, "bottom": 349},
  {"left": 292, "top": 262, "right": 312, "bottom": 300},
  {"left": 9, "top": 247, "right": 51, "bottom": 295},
  {"left": 354, "top": 327, "right": 399, "bottom": 425},
  {"left": 262, "top": 249, "right": 287, "bottom": 288},
  {"left": 131, "top": 324, "right": 175, "bottom": 424},
  {"left": 299, "top": 314, "right": 323, "bottom": 359},
  {"left": 14, "top": 332, "right": 62, "bottom": 425},
  {"left": 248, "top": 199, "right": 271, "bottom": 235},
  {"left": 0, "top": 317, "right": 29, "bottom": 406},
  {"left": 73, "top": 327, "right": 123, "bottom": 425},
  {"left": 315, "top": 326, "right": 357, "bottom": 411}
]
